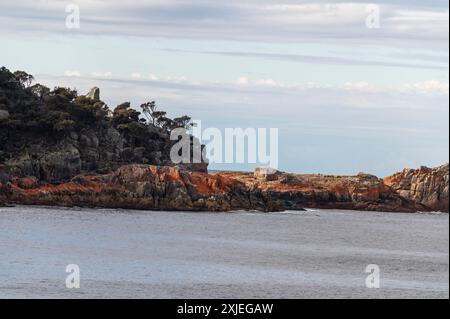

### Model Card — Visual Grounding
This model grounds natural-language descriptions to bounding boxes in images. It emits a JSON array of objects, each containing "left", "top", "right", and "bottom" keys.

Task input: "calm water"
[{"left": 0, "top": 206, "right": 448, "bottom": 299}]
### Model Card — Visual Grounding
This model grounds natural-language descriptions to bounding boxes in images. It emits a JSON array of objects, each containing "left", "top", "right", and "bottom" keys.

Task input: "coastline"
[
  {"left": 1, "top": 164, "right": 448, "bottom": 213},
  {"left": 1, "top": 68, "right": 447, "bottom": 214}
]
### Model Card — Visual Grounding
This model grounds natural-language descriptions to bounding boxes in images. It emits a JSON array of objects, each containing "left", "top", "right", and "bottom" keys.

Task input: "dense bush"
[{"left": 0, "top": 66, "right": 195, "bottom": 167}]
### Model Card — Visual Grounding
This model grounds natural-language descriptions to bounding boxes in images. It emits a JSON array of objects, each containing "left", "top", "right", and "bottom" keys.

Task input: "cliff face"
[
  {"left": 384, "top": 164, "right": 449, "bottom": 212},
  {"left": 3, "top": 124, "right": 172, "bottom": 182}
]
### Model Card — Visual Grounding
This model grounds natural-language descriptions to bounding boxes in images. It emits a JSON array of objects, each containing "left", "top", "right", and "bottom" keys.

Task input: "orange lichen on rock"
[
  {"left": 187, "top": 172, "right": 236, "bottom": 195},
  {"left": 1, "top": 165, "right": 283, "bottom": 212},
  {"left": 213, "top": 169, "right": 428, "bottom": 213}
]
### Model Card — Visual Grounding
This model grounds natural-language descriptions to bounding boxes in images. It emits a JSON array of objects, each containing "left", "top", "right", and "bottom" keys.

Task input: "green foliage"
[
  {"left": 113, "top": 102, "right": 141, "bottom": 126},
  {"left": 29, "top": 83, "right": 50, "bottom": 100},
  {"left": 173, "top": 115, "right": 192, "bottom": 129},
  {"left": 13, "top": 70, "right": 34, "bottom": 88},
  {"left": 54, "top": 119, "right": 76, "bottom": 132},
  {"left": 140, "top": 101, "right": 157, "bottom": 124}
]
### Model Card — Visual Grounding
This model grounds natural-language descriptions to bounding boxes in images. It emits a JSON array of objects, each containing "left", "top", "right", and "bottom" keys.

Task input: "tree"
[
  {"left": 173, "top": 115, "right": 192, "bottom": 130},
  {"left": 152, "top": 111, "right": 167, "bottom": 126},
  {"left": 140, "top": 101, "right": 157, "bottom": 124},
  {"left": 29, "top": 83, "right": 50, "bottom": 100},
  {"left": 13, "top": 71, "right": 34, "bottom": 88},
  {"left": 112, "top": 102, "right": 141, "bottom": 126},
  {"left": 156, "top": 116, "right": 175, "bottom": 130},
  {"left": 54, "top": 119, "right": 75, "bottom": 132},
  {"left": 139, "top": 101, "right": 192, "bottom": 131},
  {"left": 50, "top": 87, "right": 77, "bottom": 101}
]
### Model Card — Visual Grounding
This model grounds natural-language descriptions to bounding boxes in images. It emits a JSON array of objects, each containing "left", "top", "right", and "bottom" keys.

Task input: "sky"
[{"left": 0, "top": 0, "right": 448, "bottom": 176}]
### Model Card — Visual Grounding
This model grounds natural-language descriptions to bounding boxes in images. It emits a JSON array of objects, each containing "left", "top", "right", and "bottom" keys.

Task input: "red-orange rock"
[
  {"left": 216, "top": 170, "right": 428, "bottom": 213},
  {"left": 1, "top": 164, "right": 443, "bottom": 213},
  {"left": 1, "top": 165, "right": 283, "bottom": 212}
]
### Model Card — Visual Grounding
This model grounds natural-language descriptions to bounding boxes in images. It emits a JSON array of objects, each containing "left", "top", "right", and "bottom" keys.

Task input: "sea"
[{"left": 0, "top": 206, "right": 448, "bottom": 299}]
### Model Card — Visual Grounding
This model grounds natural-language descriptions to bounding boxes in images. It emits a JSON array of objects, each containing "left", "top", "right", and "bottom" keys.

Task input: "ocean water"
[{"left": 0, "top": 206, "right": 448, "bottom": 299}]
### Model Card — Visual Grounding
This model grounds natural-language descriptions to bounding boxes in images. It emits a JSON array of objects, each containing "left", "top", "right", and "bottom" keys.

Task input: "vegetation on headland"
[
  {"left": 0, "top": 67, "right": 192, "bottom": 139},
  {"left": 0, "top": 67, "right": 202, "bottom": 179}
]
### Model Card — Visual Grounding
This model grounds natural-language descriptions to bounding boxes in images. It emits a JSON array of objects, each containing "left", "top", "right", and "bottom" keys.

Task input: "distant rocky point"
[{"left": 218, "top": 167, "right": 439, "bottom": 213}]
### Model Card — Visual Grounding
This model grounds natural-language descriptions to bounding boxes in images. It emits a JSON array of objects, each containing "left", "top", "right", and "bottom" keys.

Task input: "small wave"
[
  {"left": 417, "top": 211, "right": 447, "bottom": 216},
  {"left": 273, "top": 210, "right": 316, "bottom": 216}
]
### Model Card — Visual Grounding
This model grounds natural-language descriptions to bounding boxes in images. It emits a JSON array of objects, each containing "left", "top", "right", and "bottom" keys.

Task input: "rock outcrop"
[
  {"left": 1, "top": 164, "right": 443, "bottom": 213},
  {"left": 254, "top": 167, "right": 282, "bottom": 181},
  {"left": 384, "top": 164, "right": 449, "bottom": 212},
  {"left": 217, "top": 169, "right": 429, "bottom": 213},
  {"left": 86, "top": 87, "right": 100, "bottom": 100},
  {"left": 1, "top": 165, "right": 283, "bottom": 212},
  {"left": 0, "top": 109, "right": 9, "bottom": 120}
]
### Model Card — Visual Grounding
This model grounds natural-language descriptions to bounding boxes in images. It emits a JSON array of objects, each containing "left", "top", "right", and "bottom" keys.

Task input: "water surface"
[{"left": 0, "top": 206, "right": 448, "bottom": 298}]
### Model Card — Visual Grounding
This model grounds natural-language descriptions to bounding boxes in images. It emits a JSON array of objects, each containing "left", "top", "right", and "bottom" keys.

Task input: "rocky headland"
[{"left": 0, "top": 67, "right": 448, "bottom": 213}]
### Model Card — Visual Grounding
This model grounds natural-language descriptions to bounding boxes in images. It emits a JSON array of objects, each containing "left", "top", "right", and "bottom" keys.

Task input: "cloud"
[
  {"left": 0, "top": 1, "right": 447, "bottom": 49},
  {"left": 161, "top": 48, "right": 448, "bottom": 70},
  {"left": 255, "top": 78, "right": 278, "bottom": 87},
  {"left": 64, "top": 70, "right": 81, "bottom": 77},
  {"left": 400, "top": 80, "right": 450, "bottom": 95},
  {"left": 91, "top": 71, "right": 113, "bottom": 78},
  {"left": 122, "top": 71, "right": 450, "bottom": 96},
  {"left": 36, "top": 73, "right": 449, "bottom": 120},
  {"left": 343, "top": 81, "right": 379, "bottom": 92},
  {"left": 237, "top": 77, "right": 249, "bottom": 86},
  {"left": 58, "top": 71, "right": 446, "bottom": 100},
  {"left": 131, "top": 72, "right": 142, "bottom": 79},
  {"left": 343, "top": 80, "right": 449, "bottom": 95}
]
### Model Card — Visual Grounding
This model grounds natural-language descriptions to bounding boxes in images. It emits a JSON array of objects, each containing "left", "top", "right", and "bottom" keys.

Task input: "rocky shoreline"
[
  {"left": 0, "top": 165, "right": 283, "bottom": 212},
  {"left": 1, "top": 163, "right": 448, "bottom": 213}
]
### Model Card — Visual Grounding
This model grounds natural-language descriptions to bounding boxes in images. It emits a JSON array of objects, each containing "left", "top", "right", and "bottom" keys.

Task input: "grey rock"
[
  {"left": 5, "top": 145, "right": 82, "bottom": 183},
  {"left": 0, "top": 110, "right": 9, "bottom": 121},
  {"left": 254, "top": 167, "right": 281, "bottom": 181},
  {"left": 385, "top": 164, "right": 449, "bottom": 212},
  {"left": 86, "top": 87, "right": 100, "bottom": 100}
]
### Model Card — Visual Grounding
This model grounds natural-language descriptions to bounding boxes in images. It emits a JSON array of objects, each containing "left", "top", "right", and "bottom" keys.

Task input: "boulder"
[
  {"left": 0, "top": 109, "right": 9, "bottom": 121},
  {"left": 254, "top": 167, "right": 281, "bottom": 181},
  {"left": 86, "top": 87, "right": 100, "bottom": 100},
  {"left": 0, "top": 164, "right": 10, "bottom": 184}
]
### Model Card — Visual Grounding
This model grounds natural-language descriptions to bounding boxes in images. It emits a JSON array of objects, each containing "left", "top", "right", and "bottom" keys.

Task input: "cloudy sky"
[{"left": 0, "top": 0, "right": 448, "bottom": 175}]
